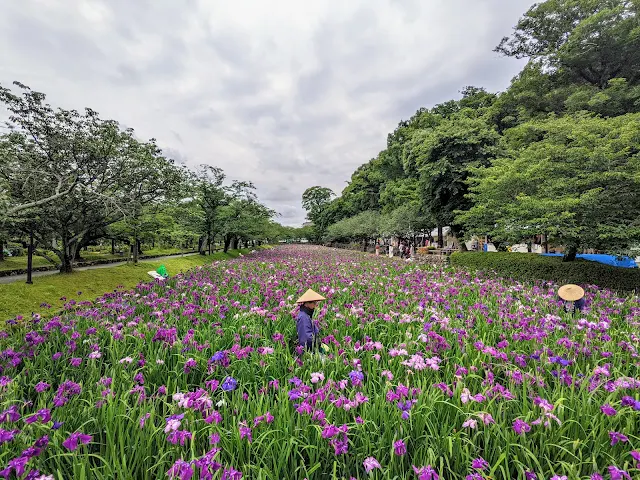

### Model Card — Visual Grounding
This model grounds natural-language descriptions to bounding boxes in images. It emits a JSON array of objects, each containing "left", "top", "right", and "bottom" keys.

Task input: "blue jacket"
[
  {"left": 573, "top": 297, "right": 586, "bottom": 312},
  {"left": 561, "top": 296, "right": 586, "bottom": 314},
  {"left": 296, "top": 306, "right": 319, "bottom": 350}
]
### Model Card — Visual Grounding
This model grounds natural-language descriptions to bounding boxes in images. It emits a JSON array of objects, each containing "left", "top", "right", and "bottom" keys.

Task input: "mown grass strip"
[{"left": 0, "top": 248, "right": 261, "bottom": 321}]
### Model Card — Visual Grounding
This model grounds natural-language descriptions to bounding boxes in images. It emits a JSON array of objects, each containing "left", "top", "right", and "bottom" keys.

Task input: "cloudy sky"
[{"left": 0, "top": 0, "right": 536, "bottom": 226}]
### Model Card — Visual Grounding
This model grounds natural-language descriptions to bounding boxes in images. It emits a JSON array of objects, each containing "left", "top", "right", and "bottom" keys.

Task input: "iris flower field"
[{"left": 1, "top": 246, "right": 639, "bottom": 480}]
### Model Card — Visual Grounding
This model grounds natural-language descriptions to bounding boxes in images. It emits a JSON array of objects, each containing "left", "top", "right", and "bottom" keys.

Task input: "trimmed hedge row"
[{"left": 450, "top": 252, "right": 640, "bottom": 293}]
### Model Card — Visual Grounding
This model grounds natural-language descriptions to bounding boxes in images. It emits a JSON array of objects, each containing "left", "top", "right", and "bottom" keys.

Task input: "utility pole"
[{"left": 26, "top": 229, "right": 34, "bottom": 284}]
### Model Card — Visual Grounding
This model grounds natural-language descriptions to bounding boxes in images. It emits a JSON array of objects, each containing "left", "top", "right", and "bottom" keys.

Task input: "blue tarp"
[{"left": 541, "top": 253, "right": 638, "bottom": 268}]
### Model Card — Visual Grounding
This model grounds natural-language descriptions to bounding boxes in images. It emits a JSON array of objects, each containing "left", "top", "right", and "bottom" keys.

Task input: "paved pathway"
[{"left": 0, "top": 253, "right": 198, "bottom": 285}]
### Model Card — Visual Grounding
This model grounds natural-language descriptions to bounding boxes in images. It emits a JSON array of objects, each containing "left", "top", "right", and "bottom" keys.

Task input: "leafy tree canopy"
[{"left": 457, "top": 113, "right": 640, "bottom": 257}]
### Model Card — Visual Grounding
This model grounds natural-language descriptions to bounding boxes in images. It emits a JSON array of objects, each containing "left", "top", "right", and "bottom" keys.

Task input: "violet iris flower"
[
  {"left": 221, "top": 377, "right": 237, "bottom": 392},
  {"left": 62, "top": 432, "right": 92, "bottom": 451}
]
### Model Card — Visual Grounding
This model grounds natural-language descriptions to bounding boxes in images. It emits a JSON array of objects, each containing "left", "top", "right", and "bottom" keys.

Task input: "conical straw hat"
[
  {"left": 558, "top": 284, "right": 585, "bottom": 302},
  {"left": 296, "top": 289, "right": 326, "bottom": 304}
]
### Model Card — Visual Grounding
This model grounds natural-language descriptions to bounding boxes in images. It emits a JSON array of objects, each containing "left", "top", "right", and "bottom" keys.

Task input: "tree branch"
[{"left": 7, "top": 175, "right": 78, "bottom": 215}]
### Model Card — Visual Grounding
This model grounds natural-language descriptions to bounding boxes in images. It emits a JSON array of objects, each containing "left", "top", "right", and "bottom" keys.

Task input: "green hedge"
[{"left": 450, "top": 252, "right": 640, "bottom": 293}]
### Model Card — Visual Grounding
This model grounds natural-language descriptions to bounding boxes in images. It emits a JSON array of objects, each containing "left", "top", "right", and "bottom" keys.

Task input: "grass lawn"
[
  {"left": 77, "top": 247, "right": 195, "bottom": 262},
  {"left": 0, "top": 248, "right": 255, "bottom": 322},
  {"left": 0, "top": 255, "right": 55, "bottom": 271},
  {"left": 0, "top": 247, "right": 196, "bottom": 272}
]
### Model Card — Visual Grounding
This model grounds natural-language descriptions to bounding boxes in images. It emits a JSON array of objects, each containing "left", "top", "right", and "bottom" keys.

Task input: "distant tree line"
[{"left": 0, "top": 82, "right": 297, "bottom": 272}]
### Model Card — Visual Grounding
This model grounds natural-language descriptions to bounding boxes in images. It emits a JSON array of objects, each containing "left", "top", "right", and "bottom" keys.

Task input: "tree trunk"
[
  {"left": 232, "top": 236, "right": 239, "bottom": 250},
  {"left": 60, "top": 257, "right": 73, "bottom": 273},
  {"left": 362, "top": 238, "right": 368, "bottom": 252},
  {"left": 133, "top": 233, "right": 139, "bottom": 264},
  {"left": 26, "top": 231, "right": 34, "bottom": 284},
  {"left": 0, "top": 239, "right": 4, "bottom": 262},
  {"left": 224, "top": 235, "right": 231, "bottom": 253},
  {"left": 437, "top": 226, "right": 444, "bottom": 248},
  {"left": 111, "top": 238, "right": 115, "bottom": 255},
  {"left": 54, "top": 237, "right": 77, "bottom": 274},
  {"left": 208, "top": 231, "right": 212, "bottom": 255},
  {"left": 544, "top": 234, "right": 549, "bottom": 254},
  {"left": 563, "top": 245, "right": 577, "bottom": 262},
  {"left": 59, "top": 249, "right": 73, "bottom": 273},
  {"left": 198, "top": 236, "right": 206, "bottom": 255}
]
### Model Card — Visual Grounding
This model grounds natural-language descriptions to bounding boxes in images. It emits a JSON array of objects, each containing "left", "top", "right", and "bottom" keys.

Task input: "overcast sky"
[{"left": 0, "top": 0, "right": 536, "bottom": 226}]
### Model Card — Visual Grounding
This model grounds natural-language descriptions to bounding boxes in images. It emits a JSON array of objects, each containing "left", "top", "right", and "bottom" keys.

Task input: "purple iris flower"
[
  {"left": 211, "top": 351, "right": 225, "bottom": 362},
  {"left": 221, "top": 377, "right": 237, "bottom": 392},
  {"left": 62, "top": 432, "right": 92, "bottom": 451}
]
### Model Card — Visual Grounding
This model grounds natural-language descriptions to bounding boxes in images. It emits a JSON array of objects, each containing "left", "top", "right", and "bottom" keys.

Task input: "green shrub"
[
  {"left": 450, "top": 252, "right": 640, "bottom": 293},
  {"left": 6, "top": 242, "right": 24, "bottom": 257}
]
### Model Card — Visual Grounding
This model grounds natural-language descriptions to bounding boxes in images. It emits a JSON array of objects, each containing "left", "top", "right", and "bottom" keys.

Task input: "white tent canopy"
[{"left": 430, "top": 226, "right": 451, "bottom": 237}]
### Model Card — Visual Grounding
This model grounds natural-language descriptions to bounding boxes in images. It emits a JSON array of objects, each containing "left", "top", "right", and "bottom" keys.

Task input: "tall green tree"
[
  {"left": 0, "top": 84, "right": 82, "bottom": 223},
  {"left": 406, "top": 112, "right": 501, "bottom": 242},
  {"left": 217, "top": 198, "right": 275, "bottom": 252},
  {"left": 491, "top": 1, "right": 640, "bottom": 126},
  {"left": 325, "top": 210, "right": 381, "bottom": 250},
  {"left": 379, "top": 178, "right": 420, "bottom": 213},
  {"left": 0, "top": 82, "right": 187, "bottom": 272},
  {"left": 196, "top": 165, "right": 227, "bottom": 255},
  {"left": 381, "top": 204, "right": 434, "bottom": 245},
  {"left": 339, "top": 161, "right": 386, "bottom": 215},
  {"left": 301, "top": 186, "right": 335, "bottom": 220},
  {"left": 301, "top": 186, "right": 335, "bottom": 241},
  {"left": 112, "top": 140, "right": 187, "bottom": 263},
  {"left": 496, "top": 0, "right": 640, "bottom": 89},
  {"left": 458, "top": 113, "right": 640, "bottom": 260}
]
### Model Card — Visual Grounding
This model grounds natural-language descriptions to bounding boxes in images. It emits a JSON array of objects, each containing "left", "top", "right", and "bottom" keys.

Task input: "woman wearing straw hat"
[
  {"left": 558, "top": 284, "right": 586, "bottom": 314},
  {"left": 295, "top": 289, "right": 326, "bottom": 351}
]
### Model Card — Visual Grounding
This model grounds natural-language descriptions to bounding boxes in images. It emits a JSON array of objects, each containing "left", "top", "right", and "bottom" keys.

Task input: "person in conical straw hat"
[
  {"left": 295, "top": 288, "right": 326, "bottom": 351},
  {"left": 557, "top": 284, "right": 586, "bottom": 314}
]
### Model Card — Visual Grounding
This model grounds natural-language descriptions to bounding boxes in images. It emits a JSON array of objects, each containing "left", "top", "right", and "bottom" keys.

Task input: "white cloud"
[{"left": 0, "top": 0, "right": 536, "bottom": 225}]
